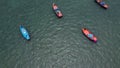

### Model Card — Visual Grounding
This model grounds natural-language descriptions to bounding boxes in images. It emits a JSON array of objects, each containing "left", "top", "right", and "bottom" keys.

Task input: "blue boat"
[{"left": 19, "top": 25, "right": 30, "bottom": 40}]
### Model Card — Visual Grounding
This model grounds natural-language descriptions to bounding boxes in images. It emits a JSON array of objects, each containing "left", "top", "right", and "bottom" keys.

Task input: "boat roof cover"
[{"left": 88, "top": 34, "right": 93, "bottom": 38}]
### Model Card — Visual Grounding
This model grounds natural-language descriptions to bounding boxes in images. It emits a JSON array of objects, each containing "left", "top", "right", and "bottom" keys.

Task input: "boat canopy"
[{"left": 88, "top": 34, "right": 93, "bottom": 38}]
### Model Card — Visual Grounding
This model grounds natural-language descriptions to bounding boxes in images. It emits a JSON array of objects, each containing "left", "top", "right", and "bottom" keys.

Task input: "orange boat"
[
  {"left": 52, "top": 3, "right": 63, "bottom": 18},
  {"left": 95, "top": 0, "right": 108, "bottom": 9},
  {"left": 82, "top": 28, "right": 97, "bottom": 42}
]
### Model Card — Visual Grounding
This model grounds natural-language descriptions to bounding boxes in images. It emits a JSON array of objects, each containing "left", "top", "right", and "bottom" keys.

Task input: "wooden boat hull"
[
  {"left": 52, "top": 3, "right": 63, "bottom": 18},
  {"left": 82, "top": 28, "right": 97, "bottom": 42}
]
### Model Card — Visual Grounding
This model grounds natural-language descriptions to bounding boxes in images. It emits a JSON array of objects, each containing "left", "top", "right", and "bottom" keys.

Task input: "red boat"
[
  {"left": 95, "top": 0, "right": 108, "bottom": 9},
  {"left": 82, "top": 28, "right": 97, "bottom": 42},
  {"left": 52, "top": 3, "right": 63, "bottom": 18}
]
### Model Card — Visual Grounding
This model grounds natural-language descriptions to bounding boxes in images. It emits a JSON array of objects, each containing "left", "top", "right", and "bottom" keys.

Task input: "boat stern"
[
  {"left": 26, "top": 35, "right": 30, "bottom": 40},
  {"left": 103, "top": 4, "right": 108, "bottom": 9},
  {"left": 93, "top": 37, "right": 97, "bottom": 43}
]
